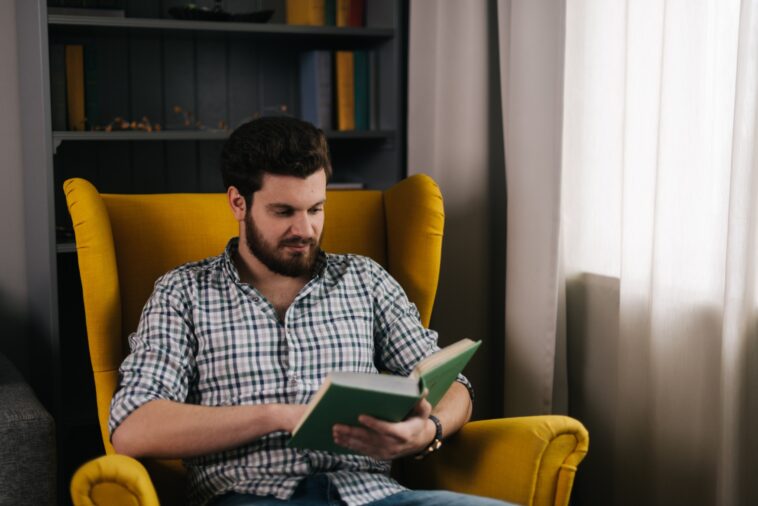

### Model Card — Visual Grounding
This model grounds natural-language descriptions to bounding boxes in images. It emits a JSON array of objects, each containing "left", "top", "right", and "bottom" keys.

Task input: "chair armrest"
[
  {"left": 70, "top": 454, "right": 160, "bottom": 506},
  {"left": 396, "top": 415, "right": 589, "bottom": 506}
]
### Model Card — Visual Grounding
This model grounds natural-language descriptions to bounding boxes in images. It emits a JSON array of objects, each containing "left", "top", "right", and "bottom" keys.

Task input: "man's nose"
[{"left": 290, "top": 212, "right": 315, "bottom": 238}]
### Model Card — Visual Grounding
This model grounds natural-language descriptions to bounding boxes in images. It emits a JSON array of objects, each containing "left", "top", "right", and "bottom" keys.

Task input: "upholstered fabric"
[
  {"left": 64, "top": 175, "right": 588, "bottom": 506},
  {"left": 396, "top": 416, "right": 589, "bottom": 506},
  {"left": 0, "top": 352, "right": 56, "bottom": 506}
]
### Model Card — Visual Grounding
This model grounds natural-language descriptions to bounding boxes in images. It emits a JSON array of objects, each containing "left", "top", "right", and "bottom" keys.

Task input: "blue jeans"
[{"left": 211, "top": 474, "right": 516, "bottom": 506}]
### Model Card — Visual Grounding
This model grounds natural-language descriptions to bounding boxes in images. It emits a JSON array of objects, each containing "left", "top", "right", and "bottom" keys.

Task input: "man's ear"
[{"left": 227, "top": 186, "right": 247, "bottom": 221}]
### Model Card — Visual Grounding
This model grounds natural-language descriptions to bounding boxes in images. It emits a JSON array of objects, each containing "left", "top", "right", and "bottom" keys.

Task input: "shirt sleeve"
[
  {"left": 368, "top": 258, "right": 474, "bottom": 400},
  {"left": 108, "top": 273, "right": 197, "bottom": 437}
]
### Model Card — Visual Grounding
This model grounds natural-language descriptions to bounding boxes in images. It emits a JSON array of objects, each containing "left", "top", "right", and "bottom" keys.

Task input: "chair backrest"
[{"left": 64, "top": 174, "right": 445, "bottom": 459}]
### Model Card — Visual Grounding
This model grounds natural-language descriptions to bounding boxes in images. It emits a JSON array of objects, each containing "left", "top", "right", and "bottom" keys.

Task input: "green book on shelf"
[
  {"left": 354, "top": 50, "right": 369, "bottom": 131},
  {"left": 287, "top": 338, "right": 481, "bottom": 454}
]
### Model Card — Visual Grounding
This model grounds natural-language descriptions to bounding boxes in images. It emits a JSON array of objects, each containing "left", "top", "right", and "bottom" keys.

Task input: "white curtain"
[
  {"left": 411, "top": 0, "right": 758, "bottom": 504},
  {"left": 498, "top": 0, "right": 758, "bottom": 503}
]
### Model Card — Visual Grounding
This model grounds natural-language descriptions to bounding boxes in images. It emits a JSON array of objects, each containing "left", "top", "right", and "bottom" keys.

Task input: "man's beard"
[{"left": 244, "top": 214, "right": 320, "bottom": 278}]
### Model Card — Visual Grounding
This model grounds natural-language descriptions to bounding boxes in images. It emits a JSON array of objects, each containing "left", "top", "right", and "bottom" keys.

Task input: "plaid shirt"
[{"left": 110, "top": 238, "right": 473, "bottom": 506}]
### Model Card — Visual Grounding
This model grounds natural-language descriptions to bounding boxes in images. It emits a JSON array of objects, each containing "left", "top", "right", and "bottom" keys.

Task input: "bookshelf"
[{"left": 16, "top": 1, "right": 407, "bottom": 503}]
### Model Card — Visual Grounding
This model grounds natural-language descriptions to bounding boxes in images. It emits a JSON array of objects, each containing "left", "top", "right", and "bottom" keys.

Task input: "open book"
[{"left": 287, "top": 338, "right": 481, "bottom": 454}]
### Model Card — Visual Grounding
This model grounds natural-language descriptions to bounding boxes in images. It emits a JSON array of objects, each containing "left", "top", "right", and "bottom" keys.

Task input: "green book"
[
  {"left": 353, "top": 50, "right": 369, "bottom": 130},
  {"left": 287, "top": 338, "right": 481, "bottom": 454}
]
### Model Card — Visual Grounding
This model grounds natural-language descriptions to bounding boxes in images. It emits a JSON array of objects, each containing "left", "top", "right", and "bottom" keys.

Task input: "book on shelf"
[
  {"left": 353, "top": 50, "right": 369, "bottom": 131},
  {"left": 287, "top": 338, "right": 481, "bottom": 454},
  {"left": 65, "top": 45, "right": 85, "bottom": 131},
  {"left": 286, "top": 0, "right": 325, "bottom": 26},
  {"left": 84, "top": 45, "right": 98, "bottom": 130},
  {"left": 348, "top": 0, "right": 365, "bottom": 27},
  {"left": 50, "top": 44, "right": 67, "bottom": 131},
  {"left": 335, "top": 51, "right": 355, "bottom": 130},
  {"left": 325, "top": 0, "right": 336, "bottom": 25},
  {"left": 336, "top": 0, "right": 350, "bottom": 27},
  {"left": 300, "top": 51, "right": 333, "bottom": 130},
  {"left": 368, "top": 51, "right": 379, "bottom": 130},
  {"left": 335, "top": 0, "right": 364, "bottom": 27}
]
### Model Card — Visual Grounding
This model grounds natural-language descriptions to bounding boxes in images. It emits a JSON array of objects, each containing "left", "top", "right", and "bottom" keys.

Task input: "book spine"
[
  {"left": 288, "top": 0, "right": 325, "bottom": 25},
  {"left": 348, "top": 0, "right": 364, "bottom": 27},
  {"left": 368, "top": 50, "right": 378, "bottom": 131},
  {"left": 308, "top": 0, "right": 326, "bottom": 25},
  {"left": 84, "top": 44, "right": 98, "bottom": 130},
  {"left": 336, "top": 0, "right": 350, "bottom": 27},
  {"left": 300, "top": 51, "right": 333, "bottom": 130},
  {"left": 49, "top": 44, "right": 67, "bottom": 131},
  {"left": 286, "top": 0, "right": 310, "bottom": 25},
  {"left": 335, "top": 51, "right": 355, "bottom": 131},
  {"left": 317, "top": 51, "right": 333, "bottom": 131},
  {"left": 353, "top": 50, "right": 368, "bottom": 131},
  {"left": 325, "top": 0, "right": 336, "bottom": 26},
  {"left": 65, "top": 44, "right": 86, "bottom": 131}
]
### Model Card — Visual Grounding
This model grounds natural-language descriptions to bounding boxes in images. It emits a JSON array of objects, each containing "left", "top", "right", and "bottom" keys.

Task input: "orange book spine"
[
  {"left": 335, "top": 51, "right": 355, "bottom": 131},
  {"left": 336, "top": 0, "right": 350, "bottom": 27},
  {"left": 287, "top": 0, "right": 310, "bottom": 25},
  {"left": 308, "top": 0, "right": 325, "bottom": 25},
  {"left": 65, "top": 45, "right": 85, "bottom": 131}
]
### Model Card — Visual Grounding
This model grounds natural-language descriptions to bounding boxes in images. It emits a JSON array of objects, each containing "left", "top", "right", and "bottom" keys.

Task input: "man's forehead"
[{"left": 256, "top": 171, "right": 327, "bottom": 205}]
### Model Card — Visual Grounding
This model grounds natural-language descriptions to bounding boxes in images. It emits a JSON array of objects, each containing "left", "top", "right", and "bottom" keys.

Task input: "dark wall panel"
[
  {"left": 228, "top": 40, "right": 260, "bottom": 129},
  {"left": 163, "top": 34, "right": 196, "bottom": 130}
]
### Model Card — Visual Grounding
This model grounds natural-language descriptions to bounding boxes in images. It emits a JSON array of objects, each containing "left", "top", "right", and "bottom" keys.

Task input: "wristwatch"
[{"left": 414, "top": 414, "right": 443, "bottom": 460}]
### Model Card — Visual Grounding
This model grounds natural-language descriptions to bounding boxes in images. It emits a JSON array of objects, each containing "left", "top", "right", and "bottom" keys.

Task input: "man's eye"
[
  {"left": 309, "top": 207, "right": 323, "bottom": 215},
  {"left": 275, "top": 210, "right": 293, "bottom": 217}
]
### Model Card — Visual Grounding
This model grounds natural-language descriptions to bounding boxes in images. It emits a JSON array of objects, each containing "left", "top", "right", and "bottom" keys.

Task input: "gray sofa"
[{"left": 0, "top": 352, "right": 56, "bottom": 506}]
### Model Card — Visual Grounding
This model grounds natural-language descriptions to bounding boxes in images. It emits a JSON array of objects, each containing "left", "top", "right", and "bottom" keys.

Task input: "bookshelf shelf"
[
  {"left": 48, "top": 15, "right": 395, "bottom": 40},
  {"left": 52, "top": 129, "right": 395, "bottom": 142},
  {"left": 56, "top": 242, "right": 77, "bottom": 254}
]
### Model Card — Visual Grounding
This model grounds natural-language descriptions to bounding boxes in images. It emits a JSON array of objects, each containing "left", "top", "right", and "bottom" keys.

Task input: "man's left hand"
[{"left": 331, "top": 397, "right": 435, "bottom": 460}]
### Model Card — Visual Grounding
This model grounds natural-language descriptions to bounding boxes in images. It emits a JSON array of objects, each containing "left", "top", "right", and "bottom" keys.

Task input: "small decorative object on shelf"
[
  {"left": 93, "top": 116, "right": 162, "bottom": 133},
  {"left": 168, "top": 1, "right": 275, "bottom": 23}
]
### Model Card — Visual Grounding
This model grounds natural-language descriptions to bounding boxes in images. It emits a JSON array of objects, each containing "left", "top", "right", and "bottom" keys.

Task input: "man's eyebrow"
[
  {"left": 266, "top": 203, "right": 294, "bottom": 210},
  {"left": 265, "top": 199, "right": 326, "bottom": 210}
]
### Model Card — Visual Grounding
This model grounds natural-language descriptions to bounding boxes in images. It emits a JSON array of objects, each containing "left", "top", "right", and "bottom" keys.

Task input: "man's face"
[{"left": 244, "top": 170, "right": 327, "bottom": 277}]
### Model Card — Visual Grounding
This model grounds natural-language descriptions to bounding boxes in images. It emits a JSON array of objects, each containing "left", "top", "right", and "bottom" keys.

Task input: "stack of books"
[
  {"left": 291, "top": 0, "right": 374, "bottom": 132},
  {"left": 286, "top": 0, "right": 365, "bottom": 27}
]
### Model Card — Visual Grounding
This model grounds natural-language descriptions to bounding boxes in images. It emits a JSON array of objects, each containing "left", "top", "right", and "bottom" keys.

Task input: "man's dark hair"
[{"left": 220, "top": 116, "right": 332, "bottom": 206}]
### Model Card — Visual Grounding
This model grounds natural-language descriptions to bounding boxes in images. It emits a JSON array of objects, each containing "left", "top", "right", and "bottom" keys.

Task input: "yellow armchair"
[{"left": 64, "top": 174, "right": 587, "bottom": 506}]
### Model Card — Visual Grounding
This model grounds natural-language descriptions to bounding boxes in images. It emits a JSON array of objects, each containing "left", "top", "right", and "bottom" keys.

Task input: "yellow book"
[
  {"left": 308, "top": 0, "right": 325, "bottom": 25},
  {"left": 65, "top": 45, "right": 85, "bottom": 131},
  {"left": 336, "top": 0, "right": 350, "bottom": 27},
  {"left": 287, "top": 0, "right": 325, "bottom": 25},
  {"left": 335, "top": 51, "right": 355, "bottom": 131}
]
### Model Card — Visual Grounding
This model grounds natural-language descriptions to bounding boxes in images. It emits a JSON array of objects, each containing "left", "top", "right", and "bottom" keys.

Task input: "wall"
[{"left": 0, "top": 0, "right": 30, "bottom": 376}]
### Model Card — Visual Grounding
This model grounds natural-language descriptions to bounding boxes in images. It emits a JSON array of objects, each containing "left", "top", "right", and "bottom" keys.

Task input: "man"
[{"left": 110, "top": 117, "right": 513, "bottom": 506}]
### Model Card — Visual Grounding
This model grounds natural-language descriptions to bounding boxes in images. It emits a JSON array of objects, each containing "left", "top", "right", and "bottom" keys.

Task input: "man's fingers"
[
  {"left": 357, "top": 415, "right": 405, "bottom": 438},
  {"left": 412, "top": 397, "right": 432, "bottom": 418}
]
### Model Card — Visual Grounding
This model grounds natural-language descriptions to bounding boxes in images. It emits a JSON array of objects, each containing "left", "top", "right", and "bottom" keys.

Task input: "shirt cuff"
[{"left": 455, "top": 374, "right": 475, "bottom": 402}]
